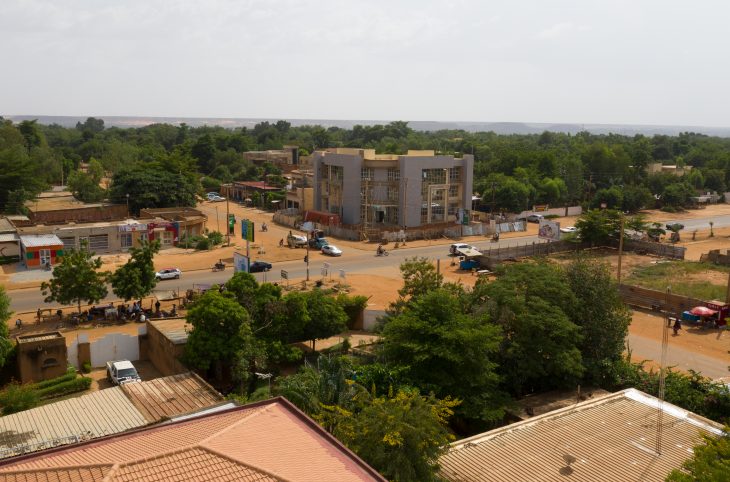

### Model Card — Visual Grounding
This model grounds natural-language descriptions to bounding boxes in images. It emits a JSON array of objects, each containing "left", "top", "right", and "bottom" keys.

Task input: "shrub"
[
  {"left": 337, "top": 294, "right": 368, "bottom": 329},
  {"left": 207, "top": 231, "right": 224, "bottom": 246},
  {"left": 543, "top": 214, "right": 560, "bottom": 219},
  {"left": 81, "top": 362, "right": 92, "bottom": 374},
  {"left": 35, "top": 376, "right": 92, "bottom": 400},
  {"left": 179, "top": 235, "right": 204, "bottom": 249},
  {"left": 0, "top": 382, "right": 40, "bottom": 415},
  {"left": 195, "top": 237, "right": 211, "bottom": 250},
  {"left": 31, "top": 367, "right": 77, "bottom": 390}
]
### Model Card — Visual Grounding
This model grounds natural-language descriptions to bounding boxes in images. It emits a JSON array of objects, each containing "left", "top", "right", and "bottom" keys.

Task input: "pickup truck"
[
  {"left": 106, "top": 360, "right": 142, "bottom": 385},
  {"left": 308, "top": 237, "right": 329, "bottom": 249}
]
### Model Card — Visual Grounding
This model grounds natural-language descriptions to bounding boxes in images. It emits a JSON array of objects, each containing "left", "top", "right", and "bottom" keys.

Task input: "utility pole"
[
  {"left": 402, "top": 177, "right": 407, "bottom": 245},
  {"left": 617, "top": 214, "right": 625, "bottom": 283},
  {"left": 225, "top": 195, "right": 230, "bottom": 246},
  {"left": 491, "top": 182, "right": 496, "bottom": 216},
  {"left": 725, "top": 270, "right": 730, "bottom": 304}
]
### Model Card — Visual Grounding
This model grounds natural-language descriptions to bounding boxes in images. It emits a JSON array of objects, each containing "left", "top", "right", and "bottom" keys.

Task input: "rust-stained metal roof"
[
  {"left": 0, "top": 398, "right": 386, "bottom": 482},
  {"left": 121, "top": 372, "right": 223, "bottom": 423},
  {"left": 149, "top": 318, "right": 190, "bottom": 345},
  {"left": 18, "top": 234, "right": 63, "bottom": 248},
  {"left": 0, "top": 387, "right": 147, "bottom": 460},
  {"left": 439, "top": 388, "right": 724, "bottom": 482}
]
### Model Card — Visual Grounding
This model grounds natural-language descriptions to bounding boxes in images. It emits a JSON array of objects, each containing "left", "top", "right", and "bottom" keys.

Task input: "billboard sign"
[
  {"left": 538, "top": 219, "right": 561, "bottom": 241},
  {"left": 233, "top": 252, "right": 249, "bottom": 273},
  {"left": 241, "top": 219, "right": 255, "bottom": 242}
]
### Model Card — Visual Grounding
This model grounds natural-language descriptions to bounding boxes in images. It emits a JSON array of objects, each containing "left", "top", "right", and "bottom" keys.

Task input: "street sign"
[
  {"left": 281, "top": 270, "right": 288, "bottom": 280},
  {"left": 228, "top": 214, "right": 235, "bottom": 234},
  {"left": 241, "top": 219, "right": 255, "bottom": 242},
  {"left": 321, "top": 267, "right": 327, "bottom": 276},
  {"left": 339, "top": 269, "right": 346, "bottom": 279}
]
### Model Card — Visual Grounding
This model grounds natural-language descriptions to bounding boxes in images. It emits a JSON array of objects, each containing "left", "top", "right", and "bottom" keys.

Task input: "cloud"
[{"left": 537, "top": 22, "right": 590, "bottom": 39}]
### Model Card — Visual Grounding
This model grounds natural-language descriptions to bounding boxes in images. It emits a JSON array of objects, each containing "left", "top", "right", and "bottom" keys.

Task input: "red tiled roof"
[{"left": 0, "top": 397, "right": 385, "bottom": 482}]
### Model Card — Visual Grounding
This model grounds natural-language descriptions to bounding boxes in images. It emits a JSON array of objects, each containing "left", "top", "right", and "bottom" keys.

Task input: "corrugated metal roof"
[
  {"left": 0, "top": 234, "right": 18, "bottom": 243},
  {"left": 149, "top": 318, "right": 190, "bottom": 345},
  {"left": 121, "top": 372, "right": 223, "bottom": 423},
  {"left": 18, "top": 234, "right": 63, "bottom": 248},
  {"left": 439, "top": 388, "right": 723, "bottom": 482},
  {"left": 0, "top": 387, "right": 147, "bottom": 460},
  {"left": 0, "top": 218, "right": 15, "bottom": 234}
]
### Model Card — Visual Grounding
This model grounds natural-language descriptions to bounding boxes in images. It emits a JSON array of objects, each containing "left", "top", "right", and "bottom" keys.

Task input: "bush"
[
  {"left": 179, "top": 235, "right": 204, "bottom": 249},
  {"left": 195, "top": 237, "right": 211, "bottom": 250},
  {"left": 207, "top": 231, "right": 224, "bottom": 246},
  {"left": 81, "top": 362, "right": 91, "bottom": 374},
  {"left": 337, "top": 294, "right": 368, "bottom": 329},
  {"left": 0, "top": 382, "right": 40, "bottom": 415},
  {"left": 35, "top": 376, "right": 92, "bottom": 400},
  {"left": 31, "top": 367, "right": 77, "bottom": 390},
  {"left": 543, "top": 214, "right": 560, "bottom": 219}
]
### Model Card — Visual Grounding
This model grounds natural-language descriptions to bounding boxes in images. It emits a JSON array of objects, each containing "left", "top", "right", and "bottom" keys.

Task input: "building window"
[
  {"left": 449, "top": 167, "right": 461, "bottom": 183},
  {"left": 449, "top": 185, "right": 459, "bottom": 198},
  {"left": 361, "top": 167, "right": 373, "bottom": 180},
  {"left": 121, "top": 233, "right": 132, "bottom": 249},
  {"left": 421, "top": 206, "right": 428, "bottom": 224},
  {"left": 79, "top": 236, "right": 89, "bottom": 249},
  {"left": 139, "top": 232, "right": 148, "bottom": 243},
  {"left": 387, "top": 186, "right": 398, "bottom": 201},
  {"left": 387, "top": 168, "right": 400, "bottom": 181},
  {"left": 331, "top": 165, "right": 343, "bottom": 181}
]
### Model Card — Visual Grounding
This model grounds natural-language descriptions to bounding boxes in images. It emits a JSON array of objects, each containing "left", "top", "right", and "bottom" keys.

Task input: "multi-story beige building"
[{"left": 312, "top": 148, "right": 473, "bottom": 229}]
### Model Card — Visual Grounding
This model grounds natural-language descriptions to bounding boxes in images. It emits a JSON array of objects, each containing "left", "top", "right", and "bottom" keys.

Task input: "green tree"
[
  {"left": 184, "top": 290, "right": 252, "bottom": 379},
  {"left": 666, "top": 431, "right": 730, "bottom": 481},
  {"left": 621, "top": 185, "right": 654, "bottom": 212},
  {"left": 67, "top": 170, "right": 105, "bottom": 202},
  {"left": 333, "top": 389, "right": 459, "bottom": 482},
  {"left": 591, "top": 186, "right": 623, "bottom": 209},
  {"left": 575, "top": 209, "right": 622, "bottom": 245},
  {"left": 565, "top": 257, "right": 631, "bottom": 384},
  {"left": 40, "top": 243, "right": 109, "bottom": 313},
  {"left": 478, "top": 263, "right": 584, "bottom": 395},
  {"left": 662, "top": 182, "right": 695, "bottom": 208},
  {"left": 0, "top": 287, "right": 15, "bottom": 368},
  {"left": 109, "top": 166, "right": 198, "bottom": 215},
  {"left": 301, "top": 290, "right": 348, "bottom": 351},
  {"left": 110, "top": 240, "right": 160, "bottom": 301},
  {"left": 382, "top": 289, "right": 507, "bottom": 422},
  {"left": 397, "top": 257, "right": 443, "bottom": 301},
  {"left": 18, "top": 120, "right": 45, "bottom": 152}
]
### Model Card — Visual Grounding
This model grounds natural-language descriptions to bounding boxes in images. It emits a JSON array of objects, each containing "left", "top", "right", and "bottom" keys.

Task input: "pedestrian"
[
  {"left": 155, "top": 300, "right": 161, "bottom": 313},
  {"left": 36, "top": 308, "right": 41, "bottom": 324},
  {"left": 672, "top": 318, "right": 682, "bottom": 336},
  {"left": 15, "top": 318, "right": 21, "bottom": 330},
  {"left": 279, "top": 238, "right": 284, "bottom": 248}
]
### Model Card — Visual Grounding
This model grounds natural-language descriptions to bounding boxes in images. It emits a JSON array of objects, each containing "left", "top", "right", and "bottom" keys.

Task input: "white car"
[
  {"left": 560, "top": 226, "right": 578, "bottom": 233},
  {"left": 209, "top": 195, "right": 226, "bottom": 202},
  {"left": 206, "top": 192, "right": 219, "bottom": 199},
  {"left": 322, "top": 245, "right": 342, "bottom": 256},
  {"left": 155, "top": 267, "right": 182, "bottom": 280},
  {"left": 449, "top": 243, "right": 478, "bottom": 256}
]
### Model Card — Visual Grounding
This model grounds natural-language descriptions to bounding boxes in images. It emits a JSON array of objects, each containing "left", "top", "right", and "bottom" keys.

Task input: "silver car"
[{"left": 155, "top": 267, "right": 182, "bottom": 280}]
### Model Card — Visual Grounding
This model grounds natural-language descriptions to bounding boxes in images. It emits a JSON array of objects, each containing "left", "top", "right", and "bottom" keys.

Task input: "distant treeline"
[{"left": 2, "top": 116, "right": 729, "bottom": 215}]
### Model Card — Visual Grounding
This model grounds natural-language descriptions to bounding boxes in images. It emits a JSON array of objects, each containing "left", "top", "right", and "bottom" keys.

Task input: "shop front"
[{"left": 19, "top": 234, "right": 64, "bottom": 269}]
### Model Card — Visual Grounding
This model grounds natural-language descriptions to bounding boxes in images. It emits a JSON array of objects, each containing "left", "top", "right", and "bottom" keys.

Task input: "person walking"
[{"left": 672, "top": 318, "right": 682, "bottom": 336}]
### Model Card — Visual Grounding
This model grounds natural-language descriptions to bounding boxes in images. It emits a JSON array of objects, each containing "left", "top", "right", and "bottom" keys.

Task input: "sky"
[{"left": 1, "top": 0, "right": 729, "bottom": 126}]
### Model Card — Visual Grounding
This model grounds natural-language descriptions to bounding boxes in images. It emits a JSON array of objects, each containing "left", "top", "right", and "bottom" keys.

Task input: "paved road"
[
  {"left": 628, "top": 333, "right": 728, "bottom": 379},
  {"left": 664, "top": 214, "right": 730, "bottom": 230},
  {"left": 7, "top": 235, "right": 543, "bottom": 313}
]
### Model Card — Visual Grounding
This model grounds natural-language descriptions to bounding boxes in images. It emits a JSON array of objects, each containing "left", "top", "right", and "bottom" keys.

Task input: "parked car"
[
  {"left": 288, "top": 234, "right": 308, "bottom": 247},
  {"left": 106, "top": 360, "right": 141, "bottom": 385},
  {"left": 209, "top": 195, "right": 226, "bottom": 202},
  {"left": 155, "top": 267, "right": 182, "bottom": 280},
  {"left": 249, "top": 261, "right": 272, "bottom": 273},
  {"left": 449, "top": 243, "right": 478, "bottom": 256},
  {"left": 322, "top": 245, "right": 342, "bottom": 256},
  {"left": 206, "top": 192, "right": 220, "bottom": 200},
  {"left": 308, "top": 237, "right": 329, "bottom": 249},
  {"left": 560, "top": 226, "right": 578, "bottom": 233},
  {"left": 517, "top": 213, "right": 544, "bottom": 223}
]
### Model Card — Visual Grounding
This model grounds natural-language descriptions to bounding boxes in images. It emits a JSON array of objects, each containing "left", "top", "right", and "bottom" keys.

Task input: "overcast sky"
[{"left": 1, "top": 0, "right": 728, "bottom": 126}]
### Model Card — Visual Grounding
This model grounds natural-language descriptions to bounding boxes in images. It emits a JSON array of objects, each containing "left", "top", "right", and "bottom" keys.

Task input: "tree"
[
  {"left": 382, "top": 289, "right": 507, "bottom": 422},
  {"left": 0, "top": 287, "right": 14, "bottom": 368},
  {"left": 662, "top": 182, "right": 695, "bottom": 208},
  {"left": 621, "top": 185, "right": 654, "bottom": 212},
  {"left": 565, "top": 257, "right": 631, "bottom": 384},
  {"left": 40, "top": 242, "right": 109, "bottom": 313},
  {"left": 397, "top": 257, "right": 443, "bottom": 300},
  {"left": 110, "top": 240, "right": 160, "bottom": 301},
  {"left": 666, "top": 431, "right": 730, "bottom": 481},
  {"left": 17, "top": 120, "right": 44, "bottom": 152},
  {"left": 591, "top": 186, "right": 623, "bottom": 209},
  {"left": 574, "top": 209, "right": 622, "bottom": 245},
  {"left": 184, "top": 290, "right": 252, "bottom": 379},
  {"left": 478, "top": 263, "right": 584, "bottom": 395},
  {"left": 333, "top": 389, "right": 459, "bottom": 482},
  {"left": 301, "top": 290, "right": 348, "bottom": 351},
  {"left": 67, "top": 170, "right": 105, "bottom": 202},
  {"left": 109, "top": 166, "right": 198, "bottom": 215}
]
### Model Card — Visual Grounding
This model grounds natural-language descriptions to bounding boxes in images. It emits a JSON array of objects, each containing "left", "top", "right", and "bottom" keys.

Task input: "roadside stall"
[
  {"left": 682, "top": 305, "right": 719, "bottom": 328},
  {"left": 706, "top": 300, "right": 729, "bottom": 328},
  {"left": 456, "top": 246, "right": 483, "bottom": 271}
]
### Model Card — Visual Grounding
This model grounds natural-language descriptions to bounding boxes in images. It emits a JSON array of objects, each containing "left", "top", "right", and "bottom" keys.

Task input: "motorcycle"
[
  {"left": 491, "top": 233, "right": 500, "bottom": 243},
  {"left": 376, "top": 249, "right": 389, "bottom": 257},
  {"left": 212, "top": 262, "right": 226, "bottom": 272}
]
